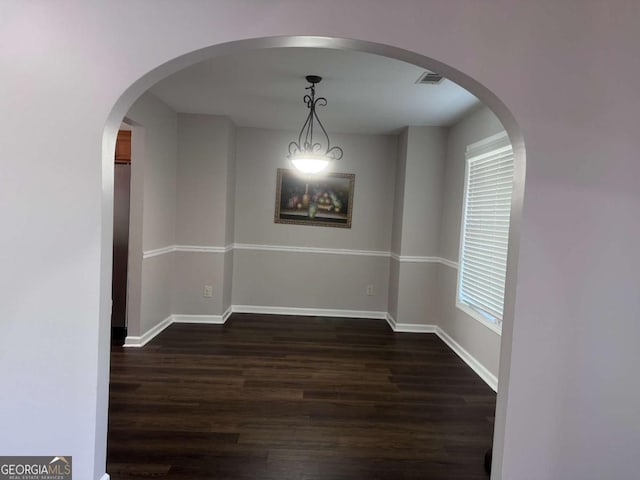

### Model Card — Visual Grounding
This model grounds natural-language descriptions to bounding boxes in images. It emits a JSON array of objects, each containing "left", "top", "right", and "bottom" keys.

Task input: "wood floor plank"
[{"left": 107, "top": 314, "right": 494, "bottom": 479}]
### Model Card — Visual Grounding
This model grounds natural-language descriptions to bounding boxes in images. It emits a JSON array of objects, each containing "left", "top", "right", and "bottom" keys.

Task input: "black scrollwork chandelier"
[{"left": 288, "top": 75, "right": 343, "bottom": 174}]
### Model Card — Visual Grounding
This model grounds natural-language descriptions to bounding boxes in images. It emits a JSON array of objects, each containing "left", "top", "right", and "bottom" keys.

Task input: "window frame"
[{"left": 456, "top": 131, "right": 514, "bottom": 335}]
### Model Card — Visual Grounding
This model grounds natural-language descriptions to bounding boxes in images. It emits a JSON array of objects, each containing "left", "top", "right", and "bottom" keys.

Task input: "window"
[{"left": 457, "top": 132, "right": 514, "bottom": 333}]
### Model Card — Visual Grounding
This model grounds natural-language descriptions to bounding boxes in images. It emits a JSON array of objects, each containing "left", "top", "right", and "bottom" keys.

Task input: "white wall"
[
  {"left": 2, "top": 3, "right": 639, "bottom": 480},
  {"left": 232, "top": 127, "right": 397, "bottom": 312},
  {"left": 126, "top": 93, "right": 177, "bottom": 335}
]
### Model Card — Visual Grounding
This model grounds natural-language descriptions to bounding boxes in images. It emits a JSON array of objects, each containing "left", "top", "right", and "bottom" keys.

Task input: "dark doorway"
[{"left": 111, "top": 129, "right": 132, "bottom": 345}]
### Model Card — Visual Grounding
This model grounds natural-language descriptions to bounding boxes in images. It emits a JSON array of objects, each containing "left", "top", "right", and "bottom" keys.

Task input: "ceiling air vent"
[{"left": 416, "top": 71, "right": 444, "bottom": 85}]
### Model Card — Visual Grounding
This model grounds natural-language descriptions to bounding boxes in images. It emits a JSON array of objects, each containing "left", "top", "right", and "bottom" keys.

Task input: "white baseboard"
[
  {"left": 172, "top": 314, "right": 225, "bottom": 324},
  {"left": 232, "top": 304, "right": 387, "bottom": 320},
  {"left": 99, "top": 474, "right": 110, "bottom": 480},
  {"left": 124, "top": 306, "right": 383, "bottom": 348},
  {"left": 395, "top": 323, "right": 437, "bottom": 333},
  {"left": 123, "top": 316, "right": 172, "bottom": 347},
  {"left": 385, "top": 313, "right": 437, "bottom": 333},
  {"left": 435, "top": 327, "right": 498, "bottom": 392},
  {"left": 385, "top": 313, "right": 397, "bottom": 330},
  {"left": 125, "top": 312, "right": 230, "bottom": 347},
  {"left": 386, "top": 313, "right": 495, "bottom": 390}
]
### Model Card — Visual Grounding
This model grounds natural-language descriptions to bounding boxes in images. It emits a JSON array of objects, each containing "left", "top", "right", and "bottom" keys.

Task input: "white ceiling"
[{"left": 150, "top": 48, "right": 480, "bottom": 135}]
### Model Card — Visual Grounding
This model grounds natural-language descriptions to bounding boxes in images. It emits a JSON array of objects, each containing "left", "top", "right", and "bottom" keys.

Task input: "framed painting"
[{"left": 274, "top": 168, "right": 355, "bottom": 228}]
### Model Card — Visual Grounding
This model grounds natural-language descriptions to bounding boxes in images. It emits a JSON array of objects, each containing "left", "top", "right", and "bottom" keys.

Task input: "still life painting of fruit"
[{"left": 274, "top": 168, "right": 355, "bottom": 228}]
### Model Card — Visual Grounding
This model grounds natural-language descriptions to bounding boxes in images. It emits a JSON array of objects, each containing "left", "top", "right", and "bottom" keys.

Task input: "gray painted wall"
[
  {"left": 387, "top": 258, "right": 401, "bottom": 321},
  {"left": 130, "top": 96, "right": 177, "bottom": 252},
  {"left": 399, "top": 126, "right": 446, "bottom": 256},
  {"left": 387, "top": 130, "right": 407, "bottom": 323},
  {"left": 396, "top": 262, "right": 440, "bottom": 325},
  {"left": 223, "top": 122, "right": 237, "bottom": 312},
  {"left": 172, "top": 119, "right": 397, "bottom": 316},
  {"left": 139, "top": 254, "right": 174, "bottom": 333},
  {"left": 232, "top": 127, "right": 397, "bottom": 312},
  {"left": 390, "top": 128, "right": 407, "bottom": 254},
  {"left": 172, "top": 251, "right": 224, "bottom": 315},
  {"left": 234, "top": 128, "right": 397, "bottom": 251},
  {"left": 176, "top": 114, "right": 234, "bottom": 246},
  {"left": 233, "top": 250, "right": 390, "bottom": 312},
  {"left": 388, "top": 126, "right": 446, "bottom": 326},
  {"left": 437, "top": 105, "right": 506, "bottom": 377},
  {"left": 126, "top": 93, "right": 177, "bottom": 335},
  {"left": 175, "top": 114, "right": 236, "bottom": 316},
  {"left": 225, "top": 123, "right": 237, "bottom": 247},
  {"left": 222, "top": 250, "right": 234, "bottom": 312}
]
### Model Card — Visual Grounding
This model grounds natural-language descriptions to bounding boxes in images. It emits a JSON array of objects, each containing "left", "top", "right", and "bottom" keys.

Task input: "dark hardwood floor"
[{"left": 107, "top": 314, "right": 495, "bottom": 479}]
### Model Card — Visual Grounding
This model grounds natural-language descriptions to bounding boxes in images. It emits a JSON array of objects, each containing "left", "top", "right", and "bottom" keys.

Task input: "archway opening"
[{"left": 101, "top": 36, "right": 526, "bottom": 479}]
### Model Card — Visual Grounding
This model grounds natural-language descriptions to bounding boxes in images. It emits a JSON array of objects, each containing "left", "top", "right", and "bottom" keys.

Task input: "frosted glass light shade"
[{"left": 290, "top": 154, "right": 330, "bottom": 174}]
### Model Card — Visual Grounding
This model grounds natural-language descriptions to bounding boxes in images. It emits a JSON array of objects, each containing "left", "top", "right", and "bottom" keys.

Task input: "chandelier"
[{"left": 287, "top": 75, "right": 343, "bottom": 174}]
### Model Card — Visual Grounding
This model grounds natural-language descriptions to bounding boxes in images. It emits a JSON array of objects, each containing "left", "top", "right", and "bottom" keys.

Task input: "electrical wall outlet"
[
  {"left": 203, "top": 285, "right": 213, "bottom": 297},
  {"left": 366, "top": 284, "right": 375, "bottom": 296}
]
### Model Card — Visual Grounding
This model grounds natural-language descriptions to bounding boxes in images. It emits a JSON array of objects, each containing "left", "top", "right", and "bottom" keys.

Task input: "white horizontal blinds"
[{"left": 459, "top": 133, "right": 514, "bottom": 323}]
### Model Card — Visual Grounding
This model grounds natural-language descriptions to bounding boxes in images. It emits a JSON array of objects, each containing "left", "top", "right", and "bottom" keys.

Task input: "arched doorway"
[{"left": 102, "top": 36, "right": 526, "bottom": 478}]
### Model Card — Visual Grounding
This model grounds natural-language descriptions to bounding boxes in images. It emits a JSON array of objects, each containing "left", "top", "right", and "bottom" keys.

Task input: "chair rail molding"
[{"left": 142, "top": 243, "right": 458, "bottom": 269}]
